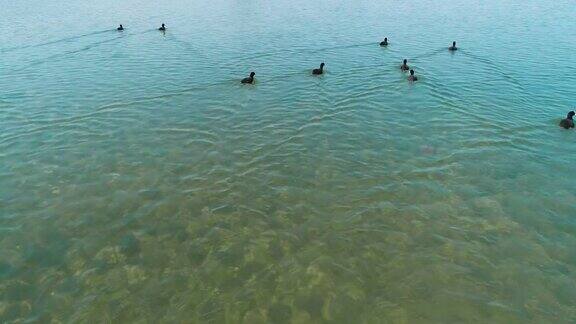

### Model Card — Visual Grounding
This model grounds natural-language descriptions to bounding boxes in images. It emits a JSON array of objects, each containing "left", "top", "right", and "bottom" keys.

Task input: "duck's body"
[
  {"left": 158, "top": 23, "right": 166, "bottom": 31},
  {"left": 408, "top": 69, "right": 418, "bottom": 82},
  {"left": 449, "top": 41, "right": 458, "bottom": 51},
  {"left": 560, "top": 111, "right": 575, "bottom": 129},
  {"left": 241, "top": 72, "right": 256, "bottom": 84},
  {"left": 312, "top": 63, "right": 325, "bottom": 75},
  {"left": 380, "top": 38, "right": 388, "bottom": 46},
  {"left": 401, "top": 59, "right": 409, "bottom": 71},
  {"left": 560, "top": 119, "right": 575, "bottom": 129},
  {"left": 117, "top": 24, "right": 124, "bottom": 31}
]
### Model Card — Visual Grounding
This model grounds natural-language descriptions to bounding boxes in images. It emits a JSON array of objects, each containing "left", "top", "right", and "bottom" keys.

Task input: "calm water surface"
[{"left": 1, "top": 0, "right": 576, "bottom": 322}]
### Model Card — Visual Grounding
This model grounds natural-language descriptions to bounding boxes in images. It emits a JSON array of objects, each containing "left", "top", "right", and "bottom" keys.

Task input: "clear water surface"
[{"left": 1, "top": 0, "right": 576, "bottom": 322}]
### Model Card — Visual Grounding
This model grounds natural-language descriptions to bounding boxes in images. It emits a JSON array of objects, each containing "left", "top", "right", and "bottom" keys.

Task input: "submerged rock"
[
  {"left": 137, "top": 189, "right": 162, "bottom": 200},
  {"left": 187, "top": 243, "right": 208, "bottom": 266},
  {"left": 268, "top": 303, "right": 292, "bottom": 323},
  {"left": 95, "top": 246, "right": 126, "bottom": 265},
  {"left": 242, "top": 310, "right": 267, "bottom": 324},
  {"left": 119, "top": 233, "right": 141, "bottom": 256},
  {"left": 0, "top": 262, "right": 13, "bottom": 279},
  {"left": 295, "top": 293, "right": 324, "bottom": 319},
  {"left": 124, "top": 265, "right": 147, "bottom": 285}
]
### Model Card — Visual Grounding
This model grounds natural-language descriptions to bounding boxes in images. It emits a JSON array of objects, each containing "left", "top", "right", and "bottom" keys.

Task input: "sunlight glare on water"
[{"left": 1, "top": 0, "right": 576, "bottom": 322}]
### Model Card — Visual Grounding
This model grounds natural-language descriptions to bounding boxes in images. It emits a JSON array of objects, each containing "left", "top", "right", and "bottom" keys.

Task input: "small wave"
[
  {"left": 7, "top": 36, "right": 125, "bottom": 74},
  {"left": 5, "top": 29, "right": 157, "bottom": 75},
  {"left": 0, "top": 29, "right": 112, "bottom": 53},
  {"left": 459, "top": 49, "right": 525, "bottom": 91},
  {"left": 235, "top": 41, "right": 376, "bottom": 61}
]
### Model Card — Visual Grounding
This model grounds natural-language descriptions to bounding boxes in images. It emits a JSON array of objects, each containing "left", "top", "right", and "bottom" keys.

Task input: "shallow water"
[{"left": 1, "top": 0, "right": 576, "bottom": 322}]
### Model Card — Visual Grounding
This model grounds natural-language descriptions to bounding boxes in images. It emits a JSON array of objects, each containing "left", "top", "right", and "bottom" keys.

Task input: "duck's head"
[
  {"left": 250, "top": 72, "right": 255, "bottom": 77},
  {"left": 120, "top": 24, "right": 123, "bottom": 28},
  {"left": 403, "top": 59, "right": 408, "bottom": 64},
  {"left": 568, "top": 111, "right": 575, "bottom": 119},
  {"left": 320, "top": 63, "right": 325, "bottom": 68},
  {"left": 162, "top": 23, "right": 165, "bottom": 27},
  {"left": 410, "top": 69, "right": 415, "bottom": 75},
  {"left": 453, "top": 41, "right": 456, "bottom": 47}
]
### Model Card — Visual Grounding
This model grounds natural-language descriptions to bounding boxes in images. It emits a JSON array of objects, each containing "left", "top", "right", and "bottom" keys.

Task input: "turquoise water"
[{"left": 1, "top": 0, "right": 576, "bottom": 322}]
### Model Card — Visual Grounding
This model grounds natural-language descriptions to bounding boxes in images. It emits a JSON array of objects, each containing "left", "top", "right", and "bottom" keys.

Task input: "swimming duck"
[
  {"left": 449, "top": 41, "right": 458, "bottom": 51},
  {"left": 117, "top": 24, "right": 124, "bottom": 31},
  {"left": 380, "top": 38, "right": 388, "bottom": 46},
  {"left": 241, "top": 72, "right": 256, "bottom": 84},
  {"left": 408, "top": 69, "right": 418, "bottom": 82},
  {"left": 401, "top": 59, "right": 409, "bottom": 71},
  {"left": 560, "top": 111, "right": 575, "bottom": 129},
  {"left": 312, "top": 63, "right": 325, "bottom": 75},
  {"left": 158, "top": 23, "right": 166, "bottom": 31}
]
